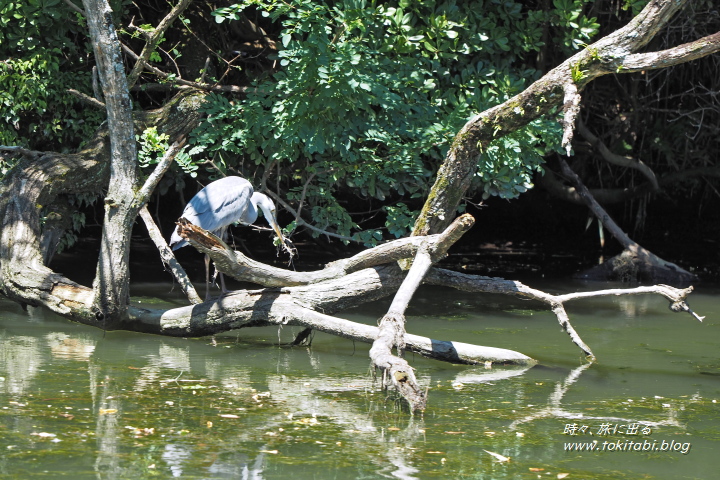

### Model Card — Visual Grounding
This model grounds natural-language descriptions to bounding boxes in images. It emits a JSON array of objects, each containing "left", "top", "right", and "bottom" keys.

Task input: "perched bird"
[{"left": 169, "top": 176, "right": 284, "bottom": 298}]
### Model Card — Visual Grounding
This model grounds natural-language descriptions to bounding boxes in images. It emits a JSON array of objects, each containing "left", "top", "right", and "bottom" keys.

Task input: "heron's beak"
[{"left": 269, "top": 216, "right": 285, "bottom": 243}]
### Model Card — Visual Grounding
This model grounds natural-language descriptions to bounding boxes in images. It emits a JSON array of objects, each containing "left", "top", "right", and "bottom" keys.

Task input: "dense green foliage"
[
  {"left": 4, "top": 0, "right": 715, "bottom": 252},
  {"left": 190, "top": 0, "right": 598, "bottom": 242},
  {"left": 0, "top": 0, "right": 106, "bottom": 164}
]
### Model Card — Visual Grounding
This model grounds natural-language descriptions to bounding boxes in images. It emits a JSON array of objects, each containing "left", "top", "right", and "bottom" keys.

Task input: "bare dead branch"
[
  {"left": 414, "top": 0, "right": 704, "bottom": 237},
  {"left": 619, "top": 31, "right": 720, "bottom": 73},
  {"left": 67, "top": 88, "right": 106, "bottom": 109},
  {"left": 577, "top": 119, "right": 659, "bottom": 190},
  {"left": 139, "top": 206, "right": 202, "bottom": 304},
  {"left": 559, "top": 159, "right": 637, "bottom": 250},
  {"left": 136, "top": 137, "right": 186, "bottom": 204},
  {"left": 126, "top": 0, "right": 193, "bottom": 88},
  {"left": 558, "top": 158, "right": 696, "bottom": 283},
  {"left": 122, "top": 44, "right": 250, "bottom": 94},
  {"left": 561, "top": 81, "right": 582, "bottom": 155},
  {"left": 262, "top": 187, "right": 357, "bottom": 243},
  {"left": 425, "top": 268, "right": 702, "bottom": 358},
  {"left": 368, "top": 215, "right": 475, "bottom": 411}
]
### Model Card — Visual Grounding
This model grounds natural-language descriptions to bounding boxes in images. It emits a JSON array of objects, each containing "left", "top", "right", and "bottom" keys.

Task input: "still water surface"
[{"left": 1, "top": 280, "right": 718, "bottom": 479}]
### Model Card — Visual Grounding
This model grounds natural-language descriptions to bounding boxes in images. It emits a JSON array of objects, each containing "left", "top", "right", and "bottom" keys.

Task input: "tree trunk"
[
  {"left": 82, "top": 0, "right": 139, "bottom": 322},
  {"left": 0, "top": 91, "right": 203, "bottom": 325}
]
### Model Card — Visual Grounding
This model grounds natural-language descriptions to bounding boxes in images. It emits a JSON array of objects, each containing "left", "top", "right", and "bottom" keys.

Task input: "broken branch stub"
[
  {"left": 370, "top": 214, "right": 475, "bottom": 411},
  {"left": 175, "top": 217, "right": 234, "bottom": 255}
]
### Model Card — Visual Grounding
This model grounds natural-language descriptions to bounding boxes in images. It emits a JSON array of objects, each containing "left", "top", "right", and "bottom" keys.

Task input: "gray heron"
[{"left": 169, "top": 176, "right": 284, "bottom": 299}]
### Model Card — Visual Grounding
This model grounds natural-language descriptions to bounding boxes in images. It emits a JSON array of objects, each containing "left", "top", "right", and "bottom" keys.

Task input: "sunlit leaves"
[
  {"left": 384, "top": 203, "right": 418, "bottom": 238},
  {"left": 190, "top": 0, "right": 599, "bottom": 243},
  {"left": 477, "top": 118, "right": 562, "bottom": 200},
  {"left": 0, "top": 0, "right": 103, "bottom": 158}
]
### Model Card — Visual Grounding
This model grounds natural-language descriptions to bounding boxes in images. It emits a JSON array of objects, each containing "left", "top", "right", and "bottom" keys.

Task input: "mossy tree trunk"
[{"left": 413, "top": 0, "right": 719, "bottom": 238}]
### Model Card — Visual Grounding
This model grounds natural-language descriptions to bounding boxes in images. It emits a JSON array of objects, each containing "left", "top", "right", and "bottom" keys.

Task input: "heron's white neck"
[{"left": 251, "top": 192, "right": 273, "bottom": 221}]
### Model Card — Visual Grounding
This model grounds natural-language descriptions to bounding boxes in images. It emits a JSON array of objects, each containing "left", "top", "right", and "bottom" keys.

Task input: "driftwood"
[
  {"left": 368, "top": 214, "right": 475, "bottom": 411},
  {"left": 558, "top": 158, "right": 698, "bottom": 285},
  {"left": 167, "top": 215, "right": 703, "bottom": 410},
  {"left": 0, "top": 0, "right": 713, "bottom": 413}
]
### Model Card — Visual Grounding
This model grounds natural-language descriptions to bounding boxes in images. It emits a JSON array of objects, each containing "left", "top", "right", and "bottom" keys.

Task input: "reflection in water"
[
  {"left": 0, "top": 334, "right": 41, "bottom": 396},
  {"left": 509, "top": 363, "right": 684, "bottom": 431},
  {"left": 134, "top": 344, "right": 192, "bottom": 392},
  {"left": 162, "top": 443, "right": 193, "bottom": 477},
  {"left": 453, "top": 365, "right": 532, "bottom": 385},
  {"left": 94, "top": 372, "right": 123, "bottom": 480},
  {"left": 206, "top": 451, "right": 265, "bottom": 479},
  {"left": 46, "top": 332, "right": 96, "bottom": 361},
  {"left": 0, "top": 286, "right": 718, "bottom": 479}
]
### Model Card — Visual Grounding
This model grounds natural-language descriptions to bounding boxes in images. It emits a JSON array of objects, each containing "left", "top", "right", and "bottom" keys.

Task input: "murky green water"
[{"left": 1, "top": 280, "right": 718, "bottom": 479}]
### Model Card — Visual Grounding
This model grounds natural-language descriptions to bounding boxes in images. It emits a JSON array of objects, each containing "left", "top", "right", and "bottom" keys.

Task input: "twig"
[
  {"left": 577, "top": 119, "right": 659, "bottom": 190},
  {"left": 137, "top": 137, "right": 187, "bottom": 204},
  {"left": 67, "top": 88, "right": 105, "bottom": 109},
  {"left": 262, "top": 187, "right": 357, "bottom": 242},
  {"left": 122, "top": 44, "right": 250, "bottom": 94},
  {"left": 425, "top": 268, "right": 703, "bottom": 360},
  {"left": 63, "top": 0, "right": 84, "bottom": 15},
  {"left": 126, "top": 0, "right": 193, "bottom": 88}
]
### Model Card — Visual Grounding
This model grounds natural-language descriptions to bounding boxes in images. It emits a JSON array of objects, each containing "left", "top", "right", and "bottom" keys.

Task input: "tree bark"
[
  {"left": 412, "top": 0, "right": 719, "bottom": 237},
  {"left": 366, "top": 214, "right": 475, "bottom": 410},
  {"left": 558, "top": 158, "right": 697, "bottom": 284},
  {"left": 0, "top": 91, "right": 204, "bottom": 325},
  {"left": 139, "top": 208, "right": 202, "bottom": 305},
  {"left": 82, "top": 0, "right": 139, "bottom": 321}
]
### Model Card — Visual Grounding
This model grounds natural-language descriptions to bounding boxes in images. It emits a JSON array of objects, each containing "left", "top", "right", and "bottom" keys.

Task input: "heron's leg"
[
  {"left": 204, "top": 254, "right": 212, "bottom": 301},
  {"left": 218, "top": 227, "right": 229, "bottom": 295}
]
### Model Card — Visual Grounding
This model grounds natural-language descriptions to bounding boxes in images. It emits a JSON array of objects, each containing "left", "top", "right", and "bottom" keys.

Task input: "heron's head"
[{"left": 253, "top": 193, "right": 285, "bottom": 243}]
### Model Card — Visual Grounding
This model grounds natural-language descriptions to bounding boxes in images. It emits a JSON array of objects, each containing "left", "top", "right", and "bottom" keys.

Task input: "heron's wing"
[
  {"left": 183, "top": 177, "right": 253, "bottom": 232},
  {"left": 171, "top": 178, "right": 251, "bottom": 248}
]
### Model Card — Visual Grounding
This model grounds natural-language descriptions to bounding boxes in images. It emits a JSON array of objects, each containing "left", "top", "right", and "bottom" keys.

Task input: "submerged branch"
[{"left": 425, "top": 268, "right": 702, "bottom": 358}]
